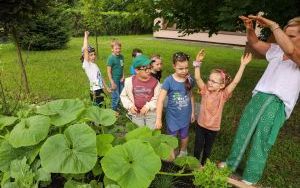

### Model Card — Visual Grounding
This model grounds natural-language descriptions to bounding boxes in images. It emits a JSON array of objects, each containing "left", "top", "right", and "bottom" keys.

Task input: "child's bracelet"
[{"left": 193, "top": 61, "right": 202, "bottom": 67}]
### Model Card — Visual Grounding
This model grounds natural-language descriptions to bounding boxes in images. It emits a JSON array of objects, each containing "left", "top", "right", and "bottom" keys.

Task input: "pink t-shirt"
[
  {"left": 132, "top": 76, "right": 158, "bottom": 112},
  {"left": 197, "top": 85, "right": 231, "bottom": 131}
]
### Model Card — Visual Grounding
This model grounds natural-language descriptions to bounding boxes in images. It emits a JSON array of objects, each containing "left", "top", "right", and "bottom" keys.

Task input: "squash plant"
[{"left": 0, "top": 99, "right": 230, "bottom": 188}]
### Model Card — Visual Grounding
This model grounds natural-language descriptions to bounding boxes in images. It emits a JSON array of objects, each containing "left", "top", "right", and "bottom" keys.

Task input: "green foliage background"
[{"left": 0, "top": 35, "right": 299, "bottom": 187}]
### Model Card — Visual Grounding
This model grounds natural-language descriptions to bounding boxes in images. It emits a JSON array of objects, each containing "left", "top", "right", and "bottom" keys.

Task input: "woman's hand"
[
  {"left": 239, "top": 16, "right": 254, "bottom": 30},
  {"left": 196, "top": 49, "right": 205, "bottom": 62},
  {"left": 248, "top": 15, "right": 278, "bottom": 30}
]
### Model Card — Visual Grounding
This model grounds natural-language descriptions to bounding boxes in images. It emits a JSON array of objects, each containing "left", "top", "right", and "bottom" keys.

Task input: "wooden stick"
[{"left": 228, "top": 177, "right": 256, "bottom": 188}]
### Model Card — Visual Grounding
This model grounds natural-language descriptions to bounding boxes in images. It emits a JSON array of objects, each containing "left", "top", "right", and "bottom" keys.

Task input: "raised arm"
[
  {"left": 239, "top": 16, "right": 271, "bottom": 56},
  {"left": 83, "top": 31, "right": 89, "bottom": 62},
  {"left": 248, "top": 15, "right": 300, "bottom": 66},
  {"left": 194, "top": 49, "right": 206, "bottom": 90},
  {"left": 226, "top": 53, "right": 252, "bottom": 94},
  {"left": 155, "top": 89, "right": 167, "bottom": 129}
]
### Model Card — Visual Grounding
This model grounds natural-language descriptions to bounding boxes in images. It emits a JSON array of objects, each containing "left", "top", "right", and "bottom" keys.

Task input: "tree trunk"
[
  {"left": 95, "top": 30, "right": 99, "bottom": 58},
  {"left": 11, "top": 28, "right": 30, "bottom": 94}
]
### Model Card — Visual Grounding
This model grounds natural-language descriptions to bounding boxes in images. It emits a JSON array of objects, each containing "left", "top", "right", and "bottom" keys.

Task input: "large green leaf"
[
  {"left": 125, "top": 127, "right": 153, "bottom": 141},
  {"left": 40, "top": 123, "right": 97, "bottom": 173},
  {"left": 101, "top": 140, "right": 161, "bottom": 188},
  {"left": 9, "top": 115, "right": 51, "bottom": 148},
  {"left": 36, "top": 99, "right": 85, "bottom": 127},
  {"left": 64, "top": 180, "right": 92, "bottom": 188},
  {"left": 174, "top": 156, "right": 200, "bottom": 170},
  {"left": 96, "top": 134, "right": 114, "bottom": 157},
  {"left": 0, "top": 116, "right": 18, "bottom": 130},
  {"left": 0, "top": 141, "right": 40, "bottom": 172},
  {"left": 144, "top": 134, "right": 178, "bottom": 160},
  {"left": 83, "top": 106, "right": 116, "bottom": 126}
]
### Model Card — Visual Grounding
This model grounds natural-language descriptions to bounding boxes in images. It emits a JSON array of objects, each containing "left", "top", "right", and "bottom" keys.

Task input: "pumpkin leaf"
[
  {"left": 0, "top": 141, "right": 40, "bottom": 172},
  {"left": 40, "top": 123, "right": 97, "bottom": 173},
  {"left": 125, "top": 127, "right": 153, "bottom": 141},
  {"left": 144, "top": 134, "right": 178, "bottom": 160},
  {"left": 36, "top": 99, "right": 85, "bottom": 127},
  {"left": 82, "top": 106, "right": 116, "bottom": 126},
  {"left": 96, "top": 134, "right": 114, "bottom": 157},
  {"left": 101, "top": 140, "right": 161, "bottom": 188},
  {"left": 9, "top": 115, "right": 51, "bottom": 148},
  {"left": 174, "top": 156, "right": 200, "bottom": 169},
  {"left": 0, "top": 116, "right": 18, "bottom": 130}
]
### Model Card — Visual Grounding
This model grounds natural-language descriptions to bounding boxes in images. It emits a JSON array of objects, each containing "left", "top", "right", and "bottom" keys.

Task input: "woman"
[{"left": 220, "top": 15, "right": 300, "bottom": 185}]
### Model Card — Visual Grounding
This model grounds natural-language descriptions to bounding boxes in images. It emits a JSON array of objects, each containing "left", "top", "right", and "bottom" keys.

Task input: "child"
[
  {"left": 107, "top": 39, "right": 125, "bottom": 112},
  {"left": 81, "top": 31, "right": 111, "bottom": 106},
  {"left": 193, "top": 49, "right": 252, "bottom": 166},
  {"left": 121, "top": 55, "right": 161, "bottom": 129},
  {"left": 155, "top": 52, "right": 195, "bottom": 159},
  {"left": 150, "top": 54, "right": 163, "bottom": 82},
  {"left": 130, "top": 48, "right": 143, "bottom": 75}
]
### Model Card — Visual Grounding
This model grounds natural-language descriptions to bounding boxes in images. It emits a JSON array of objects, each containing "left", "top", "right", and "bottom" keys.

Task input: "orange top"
[{"left": 197, "top": 85, "right": 231, "bottom": 131}]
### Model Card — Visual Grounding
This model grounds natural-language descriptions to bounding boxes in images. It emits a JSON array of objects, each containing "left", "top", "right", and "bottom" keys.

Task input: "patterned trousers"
[{"left": 226, "top": 92, "right": 285, "bottom": 183}]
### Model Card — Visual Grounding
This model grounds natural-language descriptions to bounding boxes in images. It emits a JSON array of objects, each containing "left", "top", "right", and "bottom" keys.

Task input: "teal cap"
[{"left": 132, "top": 55, "right": 151, "bottom": 69}]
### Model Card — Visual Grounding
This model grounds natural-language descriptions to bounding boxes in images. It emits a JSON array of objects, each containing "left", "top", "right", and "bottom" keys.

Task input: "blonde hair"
[
  {"left": 111, "top": 39, "right": 122, "bottom": 48},
  {"left": 284, "top": 17, "right": 300, "bottom": 30},
  {"left": 211, "top": 69, "right": 232, "bottom": 87}
]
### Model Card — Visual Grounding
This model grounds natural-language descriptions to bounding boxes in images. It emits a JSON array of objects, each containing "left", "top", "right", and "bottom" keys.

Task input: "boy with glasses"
[{"left": 120, "top": 55, "right": 161, "bottom": 129}]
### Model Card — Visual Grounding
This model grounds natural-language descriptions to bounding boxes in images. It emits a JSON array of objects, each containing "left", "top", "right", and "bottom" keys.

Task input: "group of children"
[{"left": 81, "top": 30, "right": 252, "bottom": 166}]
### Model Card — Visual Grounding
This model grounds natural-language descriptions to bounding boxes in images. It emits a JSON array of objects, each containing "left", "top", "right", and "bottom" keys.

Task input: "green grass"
[{"left": 1, "top": 35, "right": 299, "bottom": 187}]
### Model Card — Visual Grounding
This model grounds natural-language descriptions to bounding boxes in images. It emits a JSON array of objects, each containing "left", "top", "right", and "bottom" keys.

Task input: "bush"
[
  {"left": 78, "top": 11, "right": 153, "bottom": 36},
  {"left": 19, "top": 6, "right": 72, "bottom": 51},
  {"left": 98, "top": 12, "right": 153, "bottom": 35}
]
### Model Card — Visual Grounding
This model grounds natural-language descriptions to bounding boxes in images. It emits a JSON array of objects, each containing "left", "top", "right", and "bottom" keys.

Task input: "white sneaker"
[
  {"left": 217, "top": 161, "right": 227, "bottom": 168},
  {"left": 177, "top": 150, "right": 188, "bottom": 157},
  {"left": 242, "top": 180, "right": 253, "bottom": 186}
]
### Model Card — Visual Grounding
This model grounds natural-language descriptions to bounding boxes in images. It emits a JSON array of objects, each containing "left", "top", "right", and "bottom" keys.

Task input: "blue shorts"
[{"left": 167, "top": 126, "right": 189, "bottom": 139}]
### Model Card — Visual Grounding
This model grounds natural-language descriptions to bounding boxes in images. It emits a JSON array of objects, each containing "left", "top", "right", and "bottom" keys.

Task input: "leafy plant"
[
  {"left": 193, "top": 160, "right": 231, "bottom": 188},
  {"left": 0, "top": 98, "right": 230, "bottom": 187}
]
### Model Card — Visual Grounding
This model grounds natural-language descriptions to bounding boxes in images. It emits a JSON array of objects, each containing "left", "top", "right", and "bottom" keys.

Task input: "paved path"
[{"left": 153, "top": 29, "right": 247, "bottom": 46}]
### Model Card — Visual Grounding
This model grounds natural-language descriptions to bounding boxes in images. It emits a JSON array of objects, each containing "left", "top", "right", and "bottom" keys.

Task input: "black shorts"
[{"left": 90, "top": 89, "right": 105, "bottom": 107}]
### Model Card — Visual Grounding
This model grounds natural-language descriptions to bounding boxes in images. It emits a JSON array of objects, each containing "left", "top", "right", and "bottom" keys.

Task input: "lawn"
[{"left": 1, "top": 35, "right": 299, "bottom": 187}]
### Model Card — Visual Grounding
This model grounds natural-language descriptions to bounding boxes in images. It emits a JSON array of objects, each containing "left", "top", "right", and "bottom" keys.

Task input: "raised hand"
[
  {"left": 241, "top": 53, "right": 252, "bottom": 65},
  {"left": 84, "top": 31, "right": 89, "bottom": 37},
  {"left": 239, "top": 16, "right": 254, "bottom": 30},
  {"left": 248, "top": 15, "right": 278, "bottom": 29},
  {"left": 196, "top": 49, "right": 205, "bottom": 62}
]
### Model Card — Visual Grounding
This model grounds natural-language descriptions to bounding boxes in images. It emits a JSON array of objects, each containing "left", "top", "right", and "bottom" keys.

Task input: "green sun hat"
[{"left": 132, "top": 55, "right": 152, "bottom": 69}]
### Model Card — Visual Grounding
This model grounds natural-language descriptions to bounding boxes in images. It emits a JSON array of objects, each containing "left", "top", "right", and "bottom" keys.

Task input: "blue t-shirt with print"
[{"left": 162, "top": 75, "right": 194, "bottom": 132}]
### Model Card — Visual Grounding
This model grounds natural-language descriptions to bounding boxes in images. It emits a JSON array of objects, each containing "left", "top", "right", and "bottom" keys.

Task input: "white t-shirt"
[
  {"left": 82, "top": 59, "right": 104, "bottom": 91},
  {"left": 253, "top": 44, "right": 300, "bottom": 118}
]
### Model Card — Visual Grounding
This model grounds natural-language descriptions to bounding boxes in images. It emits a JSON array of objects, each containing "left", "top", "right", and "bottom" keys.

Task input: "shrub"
[{"left": 19, "top": 6, "right": 72, "bottom": 51}]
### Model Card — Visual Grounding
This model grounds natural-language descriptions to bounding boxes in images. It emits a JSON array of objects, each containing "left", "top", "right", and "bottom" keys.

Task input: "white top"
[
  {"left": 82, "top": 59, "right": 104, "bottom": 91},
  {"left": 253, "top": 44, "right": 300, "bottom": 118}
]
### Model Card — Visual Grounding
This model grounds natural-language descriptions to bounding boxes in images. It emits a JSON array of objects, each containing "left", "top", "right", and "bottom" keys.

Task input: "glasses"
[
  {"left": 137, "top": 66, "right": 152, "bottom": 71},
  {"left": 208, "top": 78, "right": 223, "bottom": 84}
]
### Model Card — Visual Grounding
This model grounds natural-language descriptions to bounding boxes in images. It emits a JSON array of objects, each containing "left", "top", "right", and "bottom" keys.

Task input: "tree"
[
  {"left": 0, "top": 0, "right": 50, "bottom": 94},
  {"left": 154, "top": 0, "right": 300, "bottom": 37},
  {"left": 19, "top": 6, "right": 72, "bottom": 51}
]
